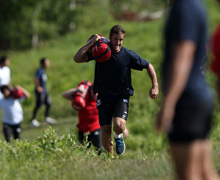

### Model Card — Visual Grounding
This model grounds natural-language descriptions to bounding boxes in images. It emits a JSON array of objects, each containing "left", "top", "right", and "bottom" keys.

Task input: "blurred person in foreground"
[
  {"left": 73, "top": 25, "right": 159, "bottom": 155},
  {"left": 210, "top": 0, "right": 220, "bottom": 103},
  {"left": 30, "top": 58, "right": 56, "bottom": 127},
  {"left": 156, "top": 0, "right": 219, "bottom": 179},
  {"left": 0, "top": 85, "right": 30, "bottom": 142}
]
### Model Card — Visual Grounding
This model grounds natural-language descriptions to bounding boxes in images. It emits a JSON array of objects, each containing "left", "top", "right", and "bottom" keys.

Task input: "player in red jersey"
[{"left": 62, "top": 81, "right": 103, "bottom": 154}]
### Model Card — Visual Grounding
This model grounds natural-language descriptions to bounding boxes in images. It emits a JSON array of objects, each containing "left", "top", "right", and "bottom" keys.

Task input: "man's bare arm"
[
  {"left": 73, "top": 34, "right": 100, "bottom": 63},
  {"left": 146, "top": 63, "right": 159, "bottom": 99}
]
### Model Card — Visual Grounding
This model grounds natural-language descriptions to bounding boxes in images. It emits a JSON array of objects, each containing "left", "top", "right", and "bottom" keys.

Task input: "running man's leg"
[
  {"left": 113, "top": 117, "right": 126, "bottom": 135},
  {"left": 113, "top": 100, "right": 128, "bottom": 154},
  {"left": 97, "top": 99, "right": 114, "bottom": 154},
  {"left": 123, "top": 126, "right": 129, "bottom": 138},
  {"left": 113, "top": 100, "right": 128, "bottom": 135},
  {"left": 101, "top": 125, "right": 113, "bottom": 154},
  {"left": 113, "top": 117, "right": 126, "bottom": 155}
]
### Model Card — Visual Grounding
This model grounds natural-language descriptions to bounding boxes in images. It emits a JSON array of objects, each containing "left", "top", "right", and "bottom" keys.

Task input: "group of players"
[{"left": 0, "top": 56, "right": 56, "bottom": 142}]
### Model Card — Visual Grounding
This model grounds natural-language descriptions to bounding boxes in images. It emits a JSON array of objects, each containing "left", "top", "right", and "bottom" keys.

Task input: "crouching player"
[
  {"left": 0, "top": 85, "right": 30, "bottom": 142},
  {"left": 62, "top": 81, "right": 103, "bottom": 155}
]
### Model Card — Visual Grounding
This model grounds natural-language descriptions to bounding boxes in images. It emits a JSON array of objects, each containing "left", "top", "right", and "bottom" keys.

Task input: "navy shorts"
[
  {"left": 97, "top": 99, "right": 129, "bottom": 126},
  {"left": 35, "top": 91, "right": 51, "bottom": 106},
  {"left": 168, "top": 98, "right": 214, "bottom": 143}
]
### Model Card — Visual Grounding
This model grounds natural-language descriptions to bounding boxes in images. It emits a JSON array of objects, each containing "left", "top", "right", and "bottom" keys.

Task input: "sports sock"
[{"left": 114, "top": 132, "right": 123, "bottom": 139}]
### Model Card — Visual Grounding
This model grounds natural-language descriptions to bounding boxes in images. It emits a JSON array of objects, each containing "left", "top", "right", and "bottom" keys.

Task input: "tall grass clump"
[{"left": 0, "top": 126, "right": 175, "bottom": 180}]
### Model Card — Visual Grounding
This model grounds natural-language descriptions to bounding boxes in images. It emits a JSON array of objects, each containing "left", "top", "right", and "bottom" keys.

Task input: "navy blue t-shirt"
[
  {"left": 162, "top": 0, "right": 211, "bottom": 102},
  {"left": 35, "top": 67, "right": 47, "bottom": 93},
  {"left": 89, "top": 46, "right": 149, "bottom": 101}
]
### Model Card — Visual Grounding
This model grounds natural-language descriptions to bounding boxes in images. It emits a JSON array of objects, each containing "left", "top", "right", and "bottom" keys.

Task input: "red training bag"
[
  {"left": 71, "top": 81, "right": 92, "bottom": 111},
  {"left": 87, "top": 35, "right": 111, "bottom": 63},
  {"left": 11, "top": 88, "right": 23, "bottom": 99}
]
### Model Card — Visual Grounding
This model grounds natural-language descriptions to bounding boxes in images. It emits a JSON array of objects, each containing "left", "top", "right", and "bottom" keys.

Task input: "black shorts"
[
  {"left": 35, "top": 91, "right": 51, "bottom": 106},
  {"left": 97, "top": 98, "right": 129, "bottom": 126},
  {"left": 3, "top": 123, "right": 22, "bottom": 142},
  {"left": 168, "top": 98, "right": 214, "bottom": 143}
]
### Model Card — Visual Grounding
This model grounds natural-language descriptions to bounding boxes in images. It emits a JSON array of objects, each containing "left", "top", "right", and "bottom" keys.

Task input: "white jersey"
[
  {"left": 0, "top": 66, "right": 11, "bottom": 99},
  {"left": 0, "top": 66, "right": 10, "bottom": 85},
  {"left": 0, "top": 97, "right": 24, "bottom": 125}
]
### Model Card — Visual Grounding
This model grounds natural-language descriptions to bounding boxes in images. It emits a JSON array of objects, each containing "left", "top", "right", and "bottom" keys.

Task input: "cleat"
[{"left": 114, "top": 136, "right": 126, "bottom": 155}]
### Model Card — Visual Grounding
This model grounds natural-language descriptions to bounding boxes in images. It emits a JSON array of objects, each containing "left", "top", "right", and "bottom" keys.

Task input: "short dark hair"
[
  {"left": 0, "top": 85, "right": 10, "bottom": 94},
  {"left": 0, "top": 55, "right": 8, "bottom": 65},
  {"left": 40, "top": 57, "right": 47, "bottom": 66},
  {"left": 109, "top": 25, "right": 126, "bottom": 37}
]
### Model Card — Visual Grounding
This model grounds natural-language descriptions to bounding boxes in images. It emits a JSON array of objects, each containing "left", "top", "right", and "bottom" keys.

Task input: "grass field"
[{"left": 0, "top": 0, "right": 220, "bottom": 179}]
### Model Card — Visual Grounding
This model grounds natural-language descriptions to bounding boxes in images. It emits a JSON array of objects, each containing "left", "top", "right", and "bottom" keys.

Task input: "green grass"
[{"left": 0, "top": 0, "right": 220, "bottom": 179}]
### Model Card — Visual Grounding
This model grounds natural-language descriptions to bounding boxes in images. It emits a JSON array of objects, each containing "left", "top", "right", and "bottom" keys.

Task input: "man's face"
[
  {"left": 44, "top": 59, "right": 50, "bottom": 68},
  {"left": 109, "top": 33, "right": 125, "bottom": 52},
  {"left": 5, "top": 58, "right": 10, "bottom": 66}
]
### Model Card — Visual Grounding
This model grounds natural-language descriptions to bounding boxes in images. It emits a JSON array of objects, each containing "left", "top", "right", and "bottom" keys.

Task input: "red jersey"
[
  {"left": 211, "top": 24, "right": 220, "bottom": 74},
  {"left": 77, "top": 93, "right": 100, "bottom": 133}
]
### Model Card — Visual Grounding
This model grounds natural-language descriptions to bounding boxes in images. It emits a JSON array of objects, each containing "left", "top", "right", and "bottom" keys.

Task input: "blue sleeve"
[
  {"left": 175, "top": 4, "right": 200, "bottom": 43},
  {"left": 129, "top": 50, "right": 150, "bottom": 70},
  {"left": 35, "top": 69, "right": 42, "bottom": 79}
]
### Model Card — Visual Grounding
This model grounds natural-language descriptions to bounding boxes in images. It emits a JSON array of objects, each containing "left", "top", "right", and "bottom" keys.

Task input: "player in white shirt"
[
  {"left": 0, "top": 85, "right": 30, "bottom": 142},
  {"left": 0, "top": 56, "right": 11, "bottom": 99}
]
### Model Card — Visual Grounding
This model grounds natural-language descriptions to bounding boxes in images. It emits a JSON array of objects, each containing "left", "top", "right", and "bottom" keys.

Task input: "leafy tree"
[{"left": 0, "top": 0, "right": 75, "bottom": 49}]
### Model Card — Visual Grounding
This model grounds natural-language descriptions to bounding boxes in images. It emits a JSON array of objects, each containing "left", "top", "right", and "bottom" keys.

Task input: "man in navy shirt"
[
  {"left": 156, "top": 0, "right": 219, "bottom": 179},
  {"left": 74, "top": 25, "right": 159, "bottom": 155},
  {"left": 30, "top": 58, "right": 56, "bottom": 127}
]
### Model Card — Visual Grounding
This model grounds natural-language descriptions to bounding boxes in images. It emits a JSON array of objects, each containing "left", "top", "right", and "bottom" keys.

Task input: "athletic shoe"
[
  {"left": 30, "top": 119, "right": 40, "bottom": 127},
  {"left": 45, "top": 117, "right": 56, "bottom": 124},
  {"left": 114, "top": 137, "right": 126, "bottom": 155}
]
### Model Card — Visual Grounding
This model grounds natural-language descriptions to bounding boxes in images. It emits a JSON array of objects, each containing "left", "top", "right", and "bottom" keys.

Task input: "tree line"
[{"left": 0, "top": 0, "right": 165, "bottom": 50}]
